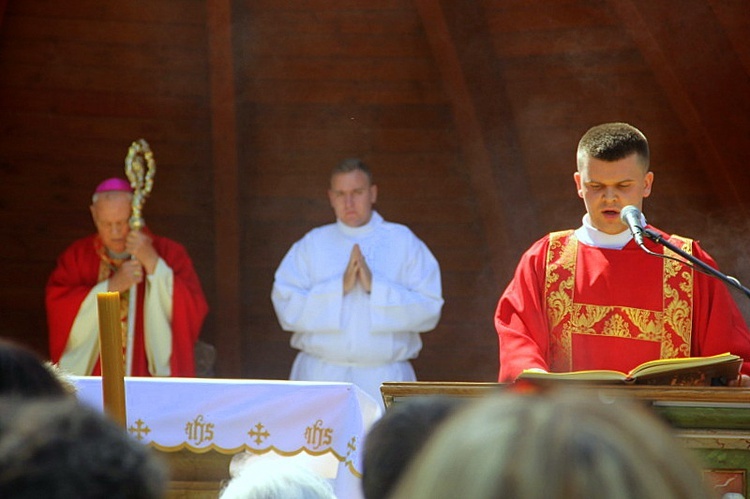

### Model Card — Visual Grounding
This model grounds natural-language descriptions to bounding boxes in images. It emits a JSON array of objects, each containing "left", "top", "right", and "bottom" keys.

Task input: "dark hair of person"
[
  {"left": 0, "top": 339, "right": 70, "bottom": 397},
  {"left": 331, "top": 157, "right": 373, "bottom": 184},
  {"left": 577, "top": 122, "right": 650, "bottom": 169},
  {"left": 0, "top": 397, "right": 167, "bottom": 499},
  {"left": 362, "top": 396, "right": 464, "bottom": 499}
]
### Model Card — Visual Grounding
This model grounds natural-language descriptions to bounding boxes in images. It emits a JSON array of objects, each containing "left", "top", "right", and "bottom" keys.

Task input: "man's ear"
[
  {"left": 573, "top": 172, "right": 584, "bottom": 199},
  {"left": 643, "top": 171, "right": 654, "bottom": 198}
]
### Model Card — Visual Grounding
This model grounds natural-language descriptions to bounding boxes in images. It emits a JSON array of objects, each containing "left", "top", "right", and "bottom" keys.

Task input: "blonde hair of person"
[{"left": 390, "top": 387, "right": 715, "bottom": 499}]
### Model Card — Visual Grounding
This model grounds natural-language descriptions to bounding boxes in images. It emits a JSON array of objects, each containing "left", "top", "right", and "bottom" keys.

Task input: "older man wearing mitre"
[{"left": 46, "top": 178, "right": 208, "bottom": 377}]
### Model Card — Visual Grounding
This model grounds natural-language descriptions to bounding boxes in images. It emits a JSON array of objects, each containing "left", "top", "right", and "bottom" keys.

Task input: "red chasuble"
[
  {"left": 46, "top": 233, "right": 208, "bottom": 377},
  {"left": 496, "top": 226, "right": 750, "bottom": 382}
]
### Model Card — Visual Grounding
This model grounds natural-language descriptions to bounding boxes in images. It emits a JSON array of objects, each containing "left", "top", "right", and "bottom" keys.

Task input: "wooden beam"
[
  {"left": 608, "top": 0, "right": 750, "bottom": 217},
  {"left": 206, "top": 0, "right": 242, "bottom": 377},
  {"left": 414, "top": 0, "right": 539, "bottom": 282}
]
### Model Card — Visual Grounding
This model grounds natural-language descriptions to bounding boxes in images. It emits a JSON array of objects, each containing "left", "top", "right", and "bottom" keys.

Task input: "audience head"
[
  {"left": 219, "top": 457, "right": 336, "bottom": 499},
  {"left": 0, "top": 397, "right": 167, "bottom": 499},
  {"left": 362, "top": 396, "right": 463, "bottom": 499},
  {"left": 389, "top": 387, "right": 714, "bottom": 499},
  {"left": 0, "top": 339, "right": 72, "bottom": 397}
]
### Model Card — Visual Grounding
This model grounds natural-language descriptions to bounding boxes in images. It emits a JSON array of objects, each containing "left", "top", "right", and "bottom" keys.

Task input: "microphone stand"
[{"left": 643, "top": 228, "right": 750, "bottom": 300}]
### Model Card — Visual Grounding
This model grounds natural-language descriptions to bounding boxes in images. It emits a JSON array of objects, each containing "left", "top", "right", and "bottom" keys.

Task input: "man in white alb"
[{"left": 271, "top": 158, "right": 444, "bottom": 406}]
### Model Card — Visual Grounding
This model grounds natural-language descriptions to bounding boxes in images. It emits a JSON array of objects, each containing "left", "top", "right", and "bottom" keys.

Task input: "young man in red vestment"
[
  {"left": 46, "top": 178, "right": 208, "bottom": 377},
  {"left": 495, "top": 122, "right": 750, "bottom": 386}
]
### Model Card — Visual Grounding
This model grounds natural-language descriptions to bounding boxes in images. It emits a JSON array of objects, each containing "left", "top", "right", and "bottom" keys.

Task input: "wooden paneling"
[
  {"left": 615, "top": 0, "right": 750, "bottom": 216},
  {"left": 233, "top": 0, "right": 497, "bottom": 381},
  {"left": 207, "top": 0, "right": 242, "bottom": 377},
  {"left": 0, "top": 0, "right": 749, "bottom": 384},
  {"left": 0, "top": 0, "right": 213, "bottom": 357}
]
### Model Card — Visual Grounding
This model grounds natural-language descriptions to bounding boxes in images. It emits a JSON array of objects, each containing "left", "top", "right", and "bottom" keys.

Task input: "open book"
[{"left": 516, "top": 353, "right": 743, "bottom": 386}]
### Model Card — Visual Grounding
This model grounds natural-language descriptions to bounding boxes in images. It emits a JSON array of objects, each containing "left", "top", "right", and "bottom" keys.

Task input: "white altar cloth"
[{"left": 72, "top": 376, "right": 382, "bottom": 499}]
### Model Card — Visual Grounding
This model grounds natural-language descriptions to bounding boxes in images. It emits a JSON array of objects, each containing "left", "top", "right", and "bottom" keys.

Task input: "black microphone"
[{"left": 620, "top": 205, "right": 645, "bottom": 246}]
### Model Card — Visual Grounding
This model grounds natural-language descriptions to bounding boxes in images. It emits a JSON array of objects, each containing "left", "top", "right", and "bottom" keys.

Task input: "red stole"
[{"left": 544, "top": 230, "right": 694, "bottom": 373}]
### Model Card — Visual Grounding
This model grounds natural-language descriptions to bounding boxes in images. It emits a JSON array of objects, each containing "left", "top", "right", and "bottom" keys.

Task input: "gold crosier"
[{"left": 124, "top": 139, "right": 156, "bottom": 375}]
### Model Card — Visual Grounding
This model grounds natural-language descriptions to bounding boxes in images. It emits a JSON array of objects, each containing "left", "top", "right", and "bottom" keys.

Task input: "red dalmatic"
[{"left": 496, "top": 227, "right": 750, "bottom": 381}]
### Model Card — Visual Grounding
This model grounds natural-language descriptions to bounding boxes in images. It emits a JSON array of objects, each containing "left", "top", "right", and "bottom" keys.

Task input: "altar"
[{"left": 73, "top": 376, "right": 382, "bottom": 498}]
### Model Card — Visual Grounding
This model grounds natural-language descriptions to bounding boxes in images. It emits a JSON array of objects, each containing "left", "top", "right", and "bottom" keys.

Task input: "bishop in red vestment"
[{"left": 45, "top": 178, "right": 208, "bottom": 377}]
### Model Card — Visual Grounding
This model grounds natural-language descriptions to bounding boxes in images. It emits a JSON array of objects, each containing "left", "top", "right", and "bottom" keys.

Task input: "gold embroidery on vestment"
[
  {"left": 545, "top": 231, "right": 694, "bottom": 371},
  {"left": 546, "top": 231, "right": 577, "bottom": 366}
]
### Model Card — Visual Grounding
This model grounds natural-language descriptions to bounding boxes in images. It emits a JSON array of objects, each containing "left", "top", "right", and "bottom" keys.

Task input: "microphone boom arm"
[{"left": 643, "top": 228, "right": 750, "bottom": 300}]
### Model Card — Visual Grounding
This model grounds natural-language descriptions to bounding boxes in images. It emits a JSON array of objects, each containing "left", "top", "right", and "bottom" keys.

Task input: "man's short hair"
[
  {"left": 577, "top": 122, "right": 650, "bottom": 170},
  {"left": 331, "top": 158, "right": 373, "bottom": 184},
  {"left": 362, "top": 397, "right": 463, "bottom": 499}
]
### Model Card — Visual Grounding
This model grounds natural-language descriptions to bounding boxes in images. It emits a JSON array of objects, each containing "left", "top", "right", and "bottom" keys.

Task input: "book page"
[
  {"left": 517, "top": 369, "right": 626, "bottom": 382},
  {"left": 515, "top": 353, "right": 742, "bottom": 385},
  {"left": 628, "top": 353, "right": 740, "bottom": 378}
]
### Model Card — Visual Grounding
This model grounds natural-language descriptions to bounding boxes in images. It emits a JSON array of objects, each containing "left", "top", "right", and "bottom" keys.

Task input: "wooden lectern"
[{"left": 381, "top": 382, "right": 750, "bottom": 498}]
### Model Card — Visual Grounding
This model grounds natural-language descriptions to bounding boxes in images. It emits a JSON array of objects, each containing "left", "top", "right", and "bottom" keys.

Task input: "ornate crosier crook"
[
  {"left": 125, "top": 139, "right": 156, "bottom": 231},
  {"left": 123, "top": 139, "right": 156, "bottom": 376}
]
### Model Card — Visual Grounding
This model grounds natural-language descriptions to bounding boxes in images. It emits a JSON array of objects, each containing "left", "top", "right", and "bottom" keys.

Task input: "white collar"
[
  {"left": 573, "top": 212, "right": 647, "bottom": 249},
  {"left": 336, "top": 210, "right": 382, "bottom": 237}
]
